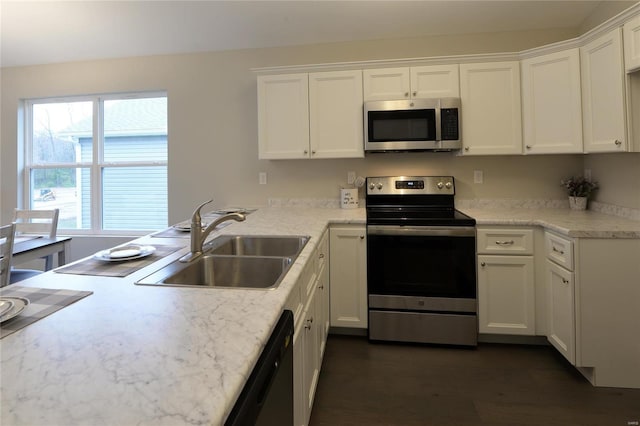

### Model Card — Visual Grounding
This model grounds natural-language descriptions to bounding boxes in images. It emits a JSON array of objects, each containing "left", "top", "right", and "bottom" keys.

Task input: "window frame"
[{"left": 23, "top": 91, "right": 168, "bottom": 235}]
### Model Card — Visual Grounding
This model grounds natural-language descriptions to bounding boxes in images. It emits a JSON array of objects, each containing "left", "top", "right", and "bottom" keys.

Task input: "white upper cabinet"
[
  {"left": 410, "top": 65, "right": 460, "bottom": 98},
  {"left": 257, "top": 70, "right": 364, "bottom": 159},
  {"left": 363, "top": 65, "right": 459, "bottom": 101},
  {"left": 362, "top": 67, "right": 411, "bottom": 101},
  {"left": 459, "top": 61, "right": 522, "bottom": 155},
  {"left": 309, "top": 70, "right": 364, "bottom": 159},
  {"left": 581, "top": 28, "right": 627, "bottom": 152},
  {"left": 521, "top": 48, "right": 584, "bottom": 154},
  {"left": 624, "top": 14, "right": 640, "bottom": 73},
  {"left": 257, "top": 73, "right": 309, "bottom": 159}
]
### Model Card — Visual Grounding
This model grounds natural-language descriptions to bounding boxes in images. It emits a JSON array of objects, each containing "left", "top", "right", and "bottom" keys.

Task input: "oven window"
[
  {"left": 368, "top": 109, "right": 436, "bottom": 142},
  {"left": 367, "top": 233, "right": 476, "bottom": 298}
]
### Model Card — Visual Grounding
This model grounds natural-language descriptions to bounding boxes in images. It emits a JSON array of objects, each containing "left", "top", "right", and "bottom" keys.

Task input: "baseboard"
[
  {"left": 329, "top": 327, "right": 367, "bottom": 337},
  {"left": 478, "top": 333, "right": 550, "bottom": 345}
]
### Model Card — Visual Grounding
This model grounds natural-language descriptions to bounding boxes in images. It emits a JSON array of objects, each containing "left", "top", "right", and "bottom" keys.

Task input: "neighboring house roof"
[{"left": 59, "top": 97, "right": 167, "bottom": 138}]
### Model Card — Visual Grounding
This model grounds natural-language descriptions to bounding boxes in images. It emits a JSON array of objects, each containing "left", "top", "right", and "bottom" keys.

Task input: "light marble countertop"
[
  {"left": 0, "top": 207, "right": 364, "bottom": 426},
  {"left": 2, "top": 205, "right": 638, "bottom": 426},
  {"left": 459, "top": 207, "right": 640, "bottom": 238}
]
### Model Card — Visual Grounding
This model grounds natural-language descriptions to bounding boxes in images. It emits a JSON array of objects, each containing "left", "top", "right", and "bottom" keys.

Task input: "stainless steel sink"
[
  {"left": 136, "top": 235, "right": 309, "bottom": 289},
  {"left": 206, "top": 235, "right": 309, "bottom": 257},
  {"left": 138, "top": 255, "right": 292, "bottom": 289}
]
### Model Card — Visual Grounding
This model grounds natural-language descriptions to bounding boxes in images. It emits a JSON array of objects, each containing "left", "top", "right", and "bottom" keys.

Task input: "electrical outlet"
[
  {"left": 259, "top": 172, "right": 267, "bottom": 185},
  {"left": 474, "top": 170, "right": 484, "bottom": 184},
  {"left": 347, "top": 171, "right": 356, "bottom": 185},
  {"left": 584, "top": 169, "right": 592, "bottom": 181}
]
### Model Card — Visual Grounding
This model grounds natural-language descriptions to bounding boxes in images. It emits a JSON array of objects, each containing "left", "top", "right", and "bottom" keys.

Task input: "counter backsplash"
[{"left": 267, "top": 198, "right": 640, "bottom": 222}]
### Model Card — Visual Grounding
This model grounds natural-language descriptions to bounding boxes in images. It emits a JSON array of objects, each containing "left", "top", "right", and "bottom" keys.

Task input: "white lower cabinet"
[
  {"left": 477, "top": 227, "right": 536, "bottom": 335},
  {"left": 546, "top": 259, "right": 576, "bottom": 364},
  {"left": 543, "top": 231, "right": 576, "bottom": 365},
  {"left": 478, "top": 255, "right": 535, "bottom": 335},
  {"left": 292, "top": 229, "right": 329, "bottom": 426},
  {"left": 329, "top": 225, "right": 368, "bottom": 329}
]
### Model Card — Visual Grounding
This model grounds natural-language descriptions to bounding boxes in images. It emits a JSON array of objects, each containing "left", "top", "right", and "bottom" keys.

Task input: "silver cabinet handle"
[
  {"left": 404, "top": 92, "right": 409, "bottom": 97},
  {"left": 304, "top": 149, "right": 308, "bottom": 154},
  {"left": 495, "top": 240, "right": 514, "bottom": 245},
  {"left": 412, "top": 91, "right": 417, "bottom": 97},
  {"left": 464, "top": 147, "right": 470, "bottom": 152},
  {"left": 562, "top": 278, "right": 569, "bottom": 284},
  {"left": 526, "top": 145, "right": 532, "bottom": 149},
  {"left": 311, "top": 150, "right": 316, "bottom": 155},
  {"left": 318, "top": 253, "right": 325, "bottom": 259},
  {"left": 480, "top": 262, "right": 486, "bottom": 267},
  {"left": 614, "top": 140, "right": 622, "bottom": 146},
  {"left": 360, "top": 235, "right": 365, "bottom": 239},
  {"left": 552, "top": 246, "right": 565, "bottom": 255}
]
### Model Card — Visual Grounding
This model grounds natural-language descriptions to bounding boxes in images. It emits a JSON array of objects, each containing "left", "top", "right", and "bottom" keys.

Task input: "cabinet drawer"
[
  {"left": 477, "top": 228, "right": 534, "bottom": 255},
  {"left": 545, "top": 232, "right": 574, "bottom": 271}
]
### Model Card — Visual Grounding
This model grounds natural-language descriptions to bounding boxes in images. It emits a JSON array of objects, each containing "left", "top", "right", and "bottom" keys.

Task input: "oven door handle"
[{"left": 367, "top": 225, "right": 476, "bottom": 237}]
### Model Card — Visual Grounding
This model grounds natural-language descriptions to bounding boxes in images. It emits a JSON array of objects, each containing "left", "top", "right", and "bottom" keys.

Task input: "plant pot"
[{"left": 569, "top": 196, "right": 588, "bottom": 210}]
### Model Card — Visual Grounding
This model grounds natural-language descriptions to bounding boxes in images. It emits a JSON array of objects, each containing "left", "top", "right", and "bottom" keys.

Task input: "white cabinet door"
[
  {"left": 478, "top": 255, "right": 535, "bottom": 335},
  {"left": 624, "top": 14, "right": 640, "bottom": 73},
  {"left": 581, "top": 28, "right": 627, "bottom": 152},
  {"left": 363, "top": 65, "right": 459, "bottom": 100},
  {"left": 546, "top": 259, "right": 576, "bottom": 365},
  {"left": 521, "top": 48, "right": 583, "bottom": 154},
  {"left": 316, "top": 231, "right": 330, "bottom": 360},
  {"left": 309, "top": 70, "right": 364, "bottom": 158},
  {"left": 363, "top": 67, "right": 411, "bottom": 101},
  {"left": 410, "top": 64, "right": 460, "bottom": 98},
  {"left": 459, "top": 61, "right": 522, "bottom": 155},
  {"left": 329, "top": 226, "right": 368, "bottom": 329},
  {"left": 257, "top": 73, "right": 309, "bottom": 159},
  {"left": 301, "top": 287, "right": 319, "bottom": 426}
]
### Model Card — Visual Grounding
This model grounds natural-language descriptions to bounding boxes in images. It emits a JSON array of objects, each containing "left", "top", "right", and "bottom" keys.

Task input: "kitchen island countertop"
[{"left": 2, "top": 205, "right": 638, "bottom": 425}]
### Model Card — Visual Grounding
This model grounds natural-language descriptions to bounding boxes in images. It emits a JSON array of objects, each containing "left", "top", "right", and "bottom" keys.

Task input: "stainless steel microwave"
[{"left": 364, "top": 98, "right": 462, "bottom": 152}]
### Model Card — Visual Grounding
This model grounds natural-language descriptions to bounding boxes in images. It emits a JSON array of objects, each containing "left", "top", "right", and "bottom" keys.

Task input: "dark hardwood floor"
[{"left": 309, "top": 335, "right": 640, "bottom": 426}]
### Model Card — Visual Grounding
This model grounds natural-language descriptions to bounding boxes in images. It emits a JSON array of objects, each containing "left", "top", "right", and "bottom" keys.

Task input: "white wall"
[{"left": 2, "top": 24, "right": 637, "bottom": 253}]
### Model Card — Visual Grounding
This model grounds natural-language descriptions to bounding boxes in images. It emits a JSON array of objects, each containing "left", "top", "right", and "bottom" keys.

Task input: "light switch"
[
  {"left": 347, "top": 171, "right": 356, "bottom": 185},
  {"left": 259, "top": 172, "right": 267, "bottom": 185},
  {"left": 474, "top": 170, "right": 483, "bottom": 184}
]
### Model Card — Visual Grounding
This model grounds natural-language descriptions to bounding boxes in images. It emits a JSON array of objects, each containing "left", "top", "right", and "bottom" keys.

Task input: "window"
[{"left": 25, "top": 94, "right": 168, "bottom": 233}]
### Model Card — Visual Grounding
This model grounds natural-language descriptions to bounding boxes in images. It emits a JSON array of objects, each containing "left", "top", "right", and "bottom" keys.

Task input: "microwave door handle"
[{"left": 435, "top": 99, "right": 442, "bottom": 142}]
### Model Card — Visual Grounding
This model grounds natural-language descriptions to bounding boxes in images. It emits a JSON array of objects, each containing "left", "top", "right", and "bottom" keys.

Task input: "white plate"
[
  {"left": 172, "top": 221, "right": 210, "bottom": 232},
  {"left": 0, "top": 299, "right": 15, "bottom": 317},
  {"left": 94, "top": 245, "right": 156, "bottom": 262},
  {"left": 0, "top": 297, "right": 30, "bottom": 323}
]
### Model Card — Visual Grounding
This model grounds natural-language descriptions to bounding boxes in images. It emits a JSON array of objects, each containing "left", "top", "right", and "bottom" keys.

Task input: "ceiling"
[{"left": 0, "top": 1, "right": 622, "bottom": 68}]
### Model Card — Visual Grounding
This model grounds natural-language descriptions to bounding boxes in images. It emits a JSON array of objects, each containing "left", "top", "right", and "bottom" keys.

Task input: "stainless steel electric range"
[{"left": 366, "top": 176, "right": 478, "bottom": 346}]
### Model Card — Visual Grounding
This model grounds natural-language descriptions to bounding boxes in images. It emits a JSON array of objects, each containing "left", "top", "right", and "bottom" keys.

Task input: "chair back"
[
  {"left": 13, "top": 209, "right": 59, "bottom": 238},
  {"left": 0, "top": 223, "right": 16, "bottom": 288}
]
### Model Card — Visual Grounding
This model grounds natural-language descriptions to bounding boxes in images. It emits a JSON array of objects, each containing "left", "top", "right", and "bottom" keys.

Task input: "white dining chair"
[
  {"left": 10, "top": 209, "right": 59, "bottom": 283},
  {"left": 0, "top": 223, "right": 16, "bottom": 288}
]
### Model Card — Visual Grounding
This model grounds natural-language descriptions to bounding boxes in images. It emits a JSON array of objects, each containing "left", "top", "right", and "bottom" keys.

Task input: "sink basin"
[
  {"left": 137, "top": 255, "right": 292, "bottom": 289},
  {"left": 206, "top": 235, "right": 309, "bottom": 258},
  {"left": 136, "top": 235, "right": 309, "bottom": 289}
]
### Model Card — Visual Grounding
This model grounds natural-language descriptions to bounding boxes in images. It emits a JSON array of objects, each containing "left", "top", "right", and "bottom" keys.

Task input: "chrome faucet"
[{"left": 179, "top": 199, "right": 246, "bottom": 263}]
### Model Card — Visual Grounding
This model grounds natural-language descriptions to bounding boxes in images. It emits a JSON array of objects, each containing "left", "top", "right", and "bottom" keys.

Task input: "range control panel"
[{"left": 366, "top": 176, "right": 455, "bottom": 196}]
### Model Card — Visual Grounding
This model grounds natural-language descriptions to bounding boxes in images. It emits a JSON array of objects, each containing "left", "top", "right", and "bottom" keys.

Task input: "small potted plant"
[{"left": 561, "top": 176, "right": 599, "bottom": 210}]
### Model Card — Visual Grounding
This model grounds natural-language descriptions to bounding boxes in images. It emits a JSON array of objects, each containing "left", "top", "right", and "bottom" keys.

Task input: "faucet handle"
[{"left": 192, "top": 199, "right": 214, "bottom": 224}]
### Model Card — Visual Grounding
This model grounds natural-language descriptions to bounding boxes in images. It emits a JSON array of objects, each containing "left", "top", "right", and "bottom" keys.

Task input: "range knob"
[
  {"left": 437, "top": 182, "right": 444, "bottom": 189},
  {"left": 445, "top": 181, "right": 452, "bottom": 189},
  {"left": 376, "top": 182, "right": 383, "bottom": 190},
  {"left": 369, "top": 182, "right": 375, "bottom": 190}
]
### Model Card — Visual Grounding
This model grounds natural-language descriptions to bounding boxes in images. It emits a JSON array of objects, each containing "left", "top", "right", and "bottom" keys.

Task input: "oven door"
[{"left": 367, "top": 225, "right": 476, "bottom": 299}]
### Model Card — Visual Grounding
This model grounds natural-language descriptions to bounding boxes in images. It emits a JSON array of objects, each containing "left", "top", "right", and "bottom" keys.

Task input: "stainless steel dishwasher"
[{"left": 225, "top": 310, "right": 294, "bottom": 426}]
